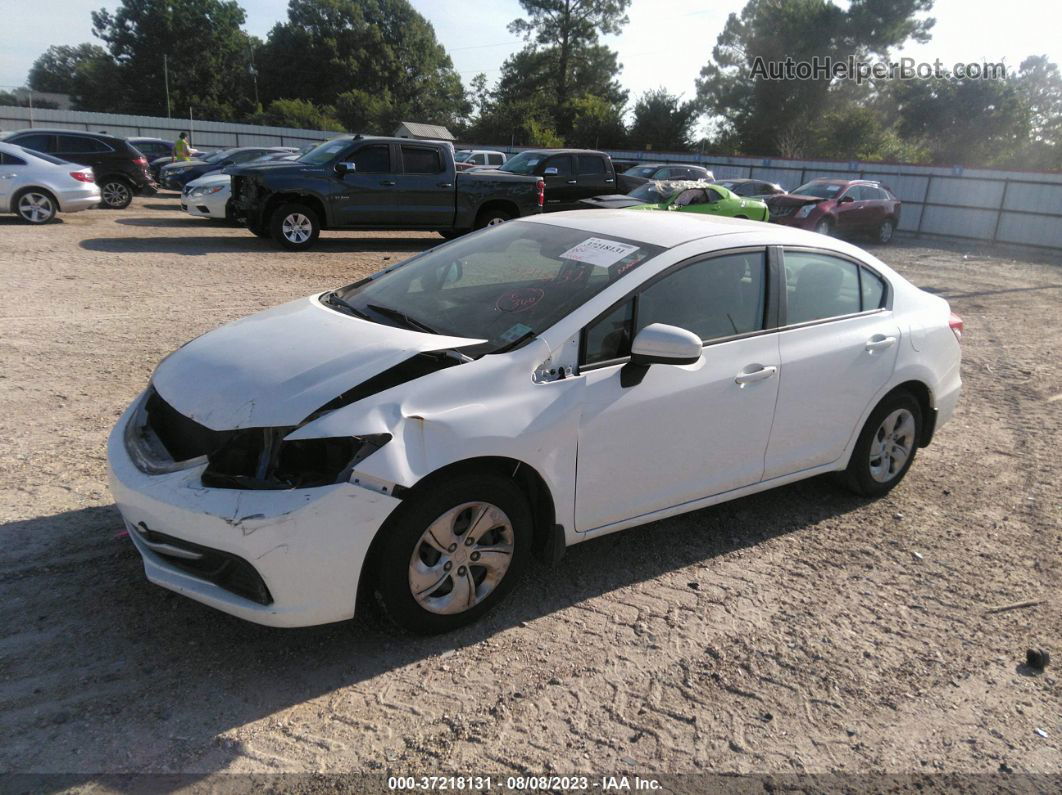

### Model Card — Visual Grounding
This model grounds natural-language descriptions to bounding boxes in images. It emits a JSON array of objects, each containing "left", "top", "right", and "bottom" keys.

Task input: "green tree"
[
  {"left": 697, "top": 0, "right": 935, "bottom": 155},
  {"left": 257, "top": 0, "right": 468, "bottom": 133},
  {"left": 628, "top": 89, "right": 697, "bottom": 151},
  {"left": 567, "top": 94, "right": 627, "bottom": 148},
  {"left": 508, "top": 0, "right": 631, "bottom": 133},
  {"left": 251, "top": 98, "right": 345, "bottom": 131},
  {"left": 90, "top": 0, "right": 258, "bottom": 117},
  {"left": 28, "top": 44, "right": 110, "bottom": 95}
]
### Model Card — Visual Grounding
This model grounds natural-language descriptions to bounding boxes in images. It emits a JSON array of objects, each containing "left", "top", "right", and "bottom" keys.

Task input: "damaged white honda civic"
[{"left": 109, "top": 211, "right": 962, "bottom": 633}]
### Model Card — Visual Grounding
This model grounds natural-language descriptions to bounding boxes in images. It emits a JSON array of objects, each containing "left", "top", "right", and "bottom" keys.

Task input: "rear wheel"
[
  {"left": 839, "top": 392, "right": 922, "bottom": 497},
  {"left": 373, "top": 474, "right": 532, "bottom": 634},
  {"left": 270, "top": 203, "right": 320, "bottom": 251},
  {"left": 876, "top": 218, "right": 895, "bottom": 244},
  {"left": 15, "top": 189, "right": 57, "bottom": 224},
  {"left": 474, "top": 207, "right": 513, "bottom": 230},
  {"left": 99, "top": 179, "right": 133, "bottom": 209}
]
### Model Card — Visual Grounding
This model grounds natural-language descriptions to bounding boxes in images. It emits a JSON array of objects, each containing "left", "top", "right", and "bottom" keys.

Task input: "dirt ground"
[{"left": 0, "top": 196, "right": 1059, "bottom": 784}]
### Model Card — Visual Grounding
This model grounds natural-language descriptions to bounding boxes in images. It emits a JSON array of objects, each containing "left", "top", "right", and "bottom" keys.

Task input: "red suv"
[{"left": 766, "top": 179, "right": 901, "bottom": 244}]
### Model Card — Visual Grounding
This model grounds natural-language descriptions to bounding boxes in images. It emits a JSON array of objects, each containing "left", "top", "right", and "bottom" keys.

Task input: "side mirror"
[
  {"left": 620, "top": 323, "right": 702, "bottom": 387},
  {"left": 335, "top": 161, "right": 355, "bottom": 175},
  {"left": 543, "top": 167, "right": 559, "bottom": 176},
  {"left": 838, "top": 194, "right": 854, "bottom": 204}
]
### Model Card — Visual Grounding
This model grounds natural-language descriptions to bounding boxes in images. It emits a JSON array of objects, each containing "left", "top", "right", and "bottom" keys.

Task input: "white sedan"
[
  {"left": 0, "top": 142, "right": 100, "bottom": 223},
  {"left": 180, "top": 173, "right": 232, "bottom": 221},
  {"left": 108, "top": 212, "right": 962, "bottom": 633}
]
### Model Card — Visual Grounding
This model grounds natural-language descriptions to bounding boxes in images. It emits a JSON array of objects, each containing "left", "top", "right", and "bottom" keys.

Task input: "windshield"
[
  {"left": 628, "top": 182, "right": 679, "bottom": 204},
  {"left": 624, "top": 166, "right": 659, "bottom": 178},
  {"left": 455, "top": 150, "right": 473, "bottom": 162},
  {"left": 298, "top": 138, "right": 351, "bottom": 166},
  {"left": 793, "top": 181, "right": 843, "bottom": 198},
  {"left": 330, "top": 221, "right": 663, "bottom": 354},
  {"left": 498, "top": 151, "right": 545, "bottom": 175},
  {"left": 201, "top": 149, "right": 236, "bottom": 164}
]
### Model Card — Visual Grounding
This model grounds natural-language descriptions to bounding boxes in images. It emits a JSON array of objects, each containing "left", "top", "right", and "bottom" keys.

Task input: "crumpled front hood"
[
  {"left": 152, "top": 296, "right": 484, "bottom": 430},
  {"left": 766, "top": 193, "right": 825, "bottom": 208}
]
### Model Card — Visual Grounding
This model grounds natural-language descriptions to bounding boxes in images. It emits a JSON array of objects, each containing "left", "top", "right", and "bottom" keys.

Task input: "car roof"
[
  {"left": 519, "top": 149, "right": 610, "bottom": 156},
  {"left": 5, "top": 128, "right": 123, "bottom": 142}
]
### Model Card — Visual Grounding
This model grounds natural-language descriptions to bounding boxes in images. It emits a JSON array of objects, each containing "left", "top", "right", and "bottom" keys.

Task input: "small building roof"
[{"left": 394, "top": 122, "right": 455, "bottom": 141}]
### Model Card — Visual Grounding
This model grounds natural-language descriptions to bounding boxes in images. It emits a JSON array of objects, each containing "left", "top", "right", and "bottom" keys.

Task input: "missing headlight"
[{"left": 201, "top": 432, "right": 391, "bottom": 490}]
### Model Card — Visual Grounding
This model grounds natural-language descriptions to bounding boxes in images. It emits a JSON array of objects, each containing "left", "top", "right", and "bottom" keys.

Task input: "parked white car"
[
  {"left": 180, "top": 173, "right": 231, "bottom": 221},
  {"left": 455, "top": 149, "right": 507, "bottom": 170},
  {"left": 109, "top": 212, "right": 962, "bottom": 633},
  {"left": 0, "top": 142, "right": 100, "bottom": 223}
]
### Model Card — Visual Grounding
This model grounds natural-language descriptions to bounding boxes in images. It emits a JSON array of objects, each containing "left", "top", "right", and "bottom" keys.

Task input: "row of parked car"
[{"left": 0, "top": 128, "right": 902, "bottom": 249}]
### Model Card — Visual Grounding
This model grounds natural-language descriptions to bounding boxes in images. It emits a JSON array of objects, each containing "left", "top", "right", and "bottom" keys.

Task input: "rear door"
[
  {"left": 538, "top": 154, "right": 576, "bottom": 210},
  {"left": 395, "top": 143, "right": 454, "bottom": 227},
  {"left": 763, "top": 248, "right": 898, "bottom": 479},
  {"left": 332, "top": 142, "right": 398, "bottom": 225},
  {"left": 832, "top": 185, "right": 866, "bottom": 234},
  {"left": 577, "top": 154, "right": 615, "bottom": 198},
  {"left": 0, "top": 151, "right": 27, "bottom": 211},
  {"left": 54, "top": 134, "right": 110, "bottom": 172}
]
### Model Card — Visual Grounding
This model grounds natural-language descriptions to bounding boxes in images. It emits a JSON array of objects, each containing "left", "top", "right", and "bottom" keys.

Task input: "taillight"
[
  {"left": 133, "top": 156, "right": 148, "bottom": 166},
  {"left": 536, "top": 178, "right": 545, "bottom": 207},
  {"left": 70, "top": 171, "right": 94, "bottom": 183},
  {"left": 949, "top": 312, "right": 964, "bottom": 342}
]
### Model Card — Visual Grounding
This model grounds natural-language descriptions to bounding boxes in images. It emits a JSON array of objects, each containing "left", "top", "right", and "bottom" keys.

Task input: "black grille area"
[
  {"left": 145, "top": 387, "right": 233, "bottom": 461},
  {"left": 769, "top": 204, "right": 797, "bottom": 218},
  {"left": 135, "top": 523, "right": 273, "bottom": 605}
]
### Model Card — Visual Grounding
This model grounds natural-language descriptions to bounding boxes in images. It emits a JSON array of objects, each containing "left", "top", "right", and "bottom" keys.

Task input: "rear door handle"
[
  {"left": 437, "top": 182, "right": 453, "bottom": 188},
  {"left": 605, "top": 178, "right": 615, "bottom": 183},
  {"left": 380, "top": 180, "right": 396, "bottom": 186},
  {"left": 735, "top": 365, "right": 778, "bottom": 385},
  {"left": 566, "top": 179, "right": 577, "bottom": 184},
  {"left": 865, "top": 335, "right": 897, "bottom": 353}
]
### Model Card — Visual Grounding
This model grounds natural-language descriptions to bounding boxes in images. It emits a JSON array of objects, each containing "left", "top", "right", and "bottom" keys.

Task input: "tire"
[
  {"left": 15, "top": 189, "right": 57, "bottom": 224},
  {"left": 373, "top": 474, "right": 532, "bottom": 634},
  {"left": 839, "top": 391, "right": 922, "bottom": 497},
  {"left": 474, "top": 207, "right": 513, "bottom": 230},
  {"left": 248, "top": 218, "right": 272, "bottom": 238},
  {"left": 270, "top": 203, "right": 320, "bottom": 251},
  {"left": 734, "top": 215, "right": 748, "bottom": 220},
  {"left": 99, "top": 178, "right": 133, "bottom": 209},
  {"left": 814, "top": 218, "right": 833, "bottom": 236},
  {"left": 876, "top": 218, "right": 895, "bottom": 244},
  {"left": 438, "top": 229, "right": 467, "bottom": 240}
]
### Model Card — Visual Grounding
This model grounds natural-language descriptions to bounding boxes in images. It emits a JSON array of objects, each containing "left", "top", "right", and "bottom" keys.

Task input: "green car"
[{"left": 628, "top": 182, "right": 770, "bottom": 222}]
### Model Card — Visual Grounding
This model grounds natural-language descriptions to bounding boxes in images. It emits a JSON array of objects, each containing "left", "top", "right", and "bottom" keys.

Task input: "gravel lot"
[{"left": 1, "top": 197, "right": 1059, "bottom": 781}]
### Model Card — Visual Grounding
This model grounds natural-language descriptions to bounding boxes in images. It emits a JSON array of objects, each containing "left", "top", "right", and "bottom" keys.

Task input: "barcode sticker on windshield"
[{"left": 560, "top": 238, "right": 640, "bottom": 267}]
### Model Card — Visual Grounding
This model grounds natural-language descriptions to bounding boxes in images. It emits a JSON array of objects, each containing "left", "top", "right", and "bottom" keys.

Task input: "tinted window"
[
  {"left": 401, "top": 146, "right": 443, "bottom": 174},
  {"left": 11, "top": 134, "right": 53, "bottom": 153},
  {"left": 488, "top": 153, "right": 504, "bottom": 165},
  {"left": 57, "top": 135, "right": 109, "bottom": 153},
  {"left": 793, "top": 181, "right": 844, "bottom": 199},
  {"left": 865, "top": 186, "right": 889, "bottom": 200},
  {"left": 230, "top": 149, "right": 265, "bottom": 163},
  {"left": 577, "top": 155, "right": 605, "bottom": 175},
  {"left": 542, "top": 155, "right": 572, "bottom": 176},
  {"left": 350, "top": 144, "right": 391, "bottom": 174},
  {"left": 1, "top": 152, "right": 27, "bottom": 165},
  {"left": 499, "top": 151, "right": 545, "bottom": 174},
  {"left": 638, "top": 251, "right": 767, "bottom": 342},
  {"left": 860, "top": 266, "right": 886, "bottom": 309},
  {"left": 584, "top": 299, "right": 634, "bottom": 364},
  {"left": 784, "top": 251, "right": 861, "bottom": 324}
]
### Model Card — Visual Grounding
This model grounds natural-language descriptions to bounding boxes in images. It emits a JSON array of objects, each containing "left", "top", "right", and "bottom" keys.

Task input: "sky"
[{"left": 1, "top": 0, "right": 1058, "bottom": 109}]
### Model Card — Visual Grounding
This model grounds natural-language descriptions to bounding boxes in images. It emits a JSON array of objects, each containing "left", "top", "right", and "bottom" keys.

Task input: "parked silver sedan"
[{"left": 0, "top": 143, "right": 100, "bottom": 224}]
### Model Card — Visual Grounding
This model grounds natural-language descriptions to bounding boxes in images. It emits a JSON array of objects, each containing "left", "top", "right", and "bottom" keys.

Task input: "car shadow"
[
  {"left": 1, "top": 477, "right": 868, "bottom": 778},
  {"left": 0, "top": 216, "right": 66, "bottom": 226},
  {"left": 115, "top": 217, "right": 228, "bottom": 228},
  {"left": 79, "top": 235, "right": 437, "bottom": 256},
  {"left": 139, "top": 201, "right": 182, "bottom": 210}
]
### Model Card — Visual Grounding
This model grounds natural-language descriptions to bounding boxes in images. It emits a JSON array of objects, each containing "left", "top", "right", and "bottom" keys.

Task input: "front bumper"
[
  {"left": 768, "top": 212, "right": 818, "bottom": 229},
  {"left": 107, "top": 399, "right": 402, "bottom": 627},
  {"left": 181, "top": 189, "right": 230, "bottom": 219}
]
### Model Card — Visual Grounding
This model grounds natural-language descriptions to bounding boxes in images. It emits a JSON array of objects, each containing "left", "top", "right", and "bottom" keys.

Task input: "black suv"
[
  {"left": 0, "top": 128, "right": 155, "bottom": 208},
  {"left": 492, "top": 149, "right": 618, "bottom": 211}
]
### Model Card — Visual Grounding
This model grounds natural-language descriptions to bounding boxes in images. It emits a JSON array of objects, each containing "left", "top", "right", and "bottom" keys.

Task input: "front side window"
[
  {"left": 542, "top": 155, "right": 572, "bottom": 176},
  {"left": 11, "top": 134, "right": 53, "bottom": 153},
  {"left": 329, "top": 221, "right": 663, "bottom": 355},
  {"left": 401, "top": 146, "right": 443, "bottom": 174},
  {"left": 673, "top": 189, "right": 708, "bottom": 207},
  {"left": 349, "top": 144, "right": 391, "bottom": 173},
  {"left": 784, "top": 251, "right": 861, "bottom": 324},
  {"left": 299, "top": 138, "right": 352, "bottom": 166}
]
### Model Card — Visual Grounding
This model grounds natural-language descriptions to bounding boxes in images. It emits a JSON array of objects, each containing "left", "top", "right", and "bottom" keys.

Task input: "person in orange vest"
[{"left": 174, "top": 132, "right": 192, "bottom": 161}]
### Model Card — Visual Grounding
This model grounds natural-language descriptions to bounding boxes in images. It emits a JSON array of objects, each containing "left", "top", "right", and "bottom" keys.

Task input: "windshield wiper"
[
  {"left": 323, "top": 291, "right": 370, "bottom": 320},
  {"left": 366, "top": 304, "right": 438, "bottom": 334}
]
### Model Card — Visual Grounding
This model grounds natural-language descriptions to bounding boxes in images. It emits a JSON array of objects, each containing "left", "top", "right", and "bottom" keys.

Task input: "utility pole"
[
  {"left": 163, "top": 54, "right": 171, "bottom": 117},
  {"left": 28, "top": 90, "right": 34, "bottom": 126},
  {"left": 249, "top": 45, "right": 259, "bottom": 109}
]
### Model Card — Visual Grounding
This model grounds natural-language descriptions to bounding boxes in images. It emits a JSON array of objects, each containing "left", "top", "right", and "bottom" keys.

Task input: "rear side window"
[
  {"left": 784, "top": 251, "right": 861, "bottom": 324},
  {"left": 349, "top": 144, "right": 391, "bottom": 174},
  {"left": 401, "top": 146, "right": 443, "bottom": 174},
  {"left": 57, "top": 135, "right": 109, "bottom": 153},
  {"left": 860, "top": 266, "right": 886, "bottom": 309},
  {"left": 577, "top": 155, "right": 605, "bottom": 175},
  {"left": 11, "top": 134, "right": 53, "bottom": 153},
  {"left": 0, "top": 152, "right": 26, "bottom": 165},
  {"left": 230, "top": 149, "right": 265, "bottom": 164},
  {"left": 488, "top": 153, "right": 504, "bottom": 165}
]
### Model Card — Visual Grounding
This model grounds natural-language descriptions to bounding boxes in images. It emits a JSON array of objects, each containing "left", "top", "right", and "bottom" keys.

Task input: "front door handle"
[
  {"left": 865, "top": 335, "right": 897, "bottom": 353},
  {"left": 566, "top": 179, "right": 577, "bottom": 184},
  {"left": 437, "top": 182, "right": 453, "bottom": 188},
  {"left": 605, "top": 178, "right": 615, "bottom": 183},
  {"left": 734, "top": 365, "right": 778, "bottom": 385},
  {"left": 380, "top": 180, "right": 397, "bottom": 186}
]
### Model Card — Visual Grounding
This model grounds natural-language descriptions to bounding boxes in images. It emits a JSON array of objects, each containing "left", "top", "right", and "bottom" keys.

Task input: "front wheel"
[
  {"left": 99, "top": 179, "right": 133, "bottom": 209},
  {"left": 438, "top": 229, "right": 467, "bottom": 240},
  {"left": 373, "top": 474, "right": 532, "bottom": 634},
  {"left": 270, "top": 203, "right": 320, "bottom": 251},
  {"left": 839, "top": 392, "right": 922, "bottom": 497},
  {"left": 16, "top": 190, "right": 57, "bottom": 224},
  {"left": 814, "top": 218, "right": 833, "bottom": 236}
]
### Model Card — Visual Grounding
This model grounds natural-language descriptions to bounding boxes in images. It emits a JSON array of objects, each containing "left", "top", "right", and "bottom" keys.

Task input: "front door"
[
  {"left": 764, "top": 249, "right": 899, "bottom": 479},
  {"left": 538, "top": 154, "right": 576, "bottom": 211},
  {"left": 394, "top": 144, "right": 454, "bottom": 227},
  {"left": 575, "top": 249, "right": 779, "bottom": 531},
  {"left": 333, "top": 142, "right": 398, "bottom": 225}
]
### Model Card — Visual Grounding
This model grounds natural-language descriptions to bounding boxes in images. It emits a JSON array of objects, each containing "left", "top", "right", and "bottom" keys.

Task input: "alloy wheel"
[
  {"left": 879, "top": 220, "right": 894, "bottom": 243},
  {"left": 408, "top": 501, "right": 515, "bottom": 615},
  {"left": 102, "top": 181, "right": 132, "bottom": 208},
  {"left": 486, "top": 216, "right": 507, "bottom": 226},
  {"left": 868, "top": 408, "right": 915, "bottom": 483},
  {"left": 17, "top": 192, "right": 54, "bottom": 223},
  {"left": 282, "top": 213, "right": 312, "bottom": 244}
]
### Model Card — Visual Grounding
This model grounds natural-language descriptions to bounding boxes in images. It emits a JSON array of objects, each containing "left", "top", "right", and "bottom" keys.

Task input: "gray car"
[{"left": 0, "top": 142, "right": 101, "bottom": 223}]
